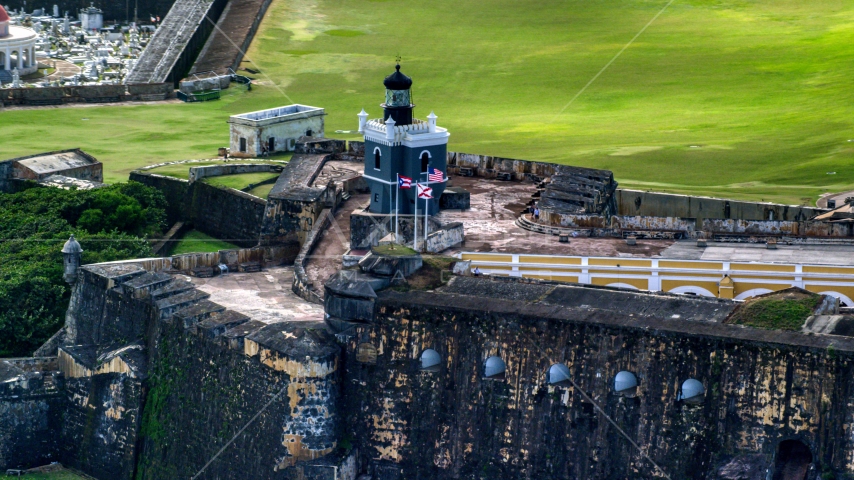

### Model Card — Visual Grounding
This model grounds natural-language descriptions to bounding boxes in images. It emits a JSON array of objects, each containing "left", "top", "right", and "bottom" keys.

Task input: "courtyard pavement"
[{"left": 188, "top": 266, "right": 324, "bottom": 324}]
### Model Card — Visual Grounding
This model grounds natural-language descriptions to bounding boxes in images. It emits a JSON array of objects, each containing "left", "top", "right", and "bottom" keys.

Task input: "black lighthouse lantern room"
[{"left": 382, "top": 64, "right": 414, "bottom": 125}]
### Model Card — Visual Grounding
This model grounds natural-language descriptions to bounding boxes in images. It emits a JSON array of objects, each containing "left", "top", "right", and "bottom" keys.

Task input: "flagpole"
[
  {"left": 395, "top": 175, "right": 399, "bottom": 242},
  {"left": 413, "top": 181, "right": 418, "bottom": 251},
  {"left": 424, "top": 165, "right": 430, "bottom": 247}
]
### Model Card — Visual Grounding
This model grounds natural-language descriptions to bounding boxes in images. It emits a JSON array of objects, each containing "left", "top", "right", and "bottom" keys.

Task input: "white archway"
[
  {"left": 605, "top": 283, "right": 639, "bottom": 291},
  {"left": 818, "top": 291, "right": 854, "bottom": 307},
  {"left": 668, "top": 286, "right": 716, "bottom": 298},
  {"left": 734, "top": 288, "right": 773, "bottom": 301}
]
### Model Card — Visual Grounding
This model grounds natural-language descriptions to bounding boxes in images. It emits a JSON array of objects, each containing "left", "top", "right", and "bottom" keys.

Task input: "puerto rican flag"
[
  {"left": 428, "top": 166, "right": 444, "bottom": 182},
  {"left": 398, "top": 175, "right": 412, "bottom": 189}
]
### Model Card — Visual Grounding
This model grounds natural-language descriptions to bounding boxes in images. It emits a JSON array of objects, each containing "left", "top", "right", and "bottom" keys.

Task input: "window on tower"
[
  {"left": 421, "top": 152, "right": 429, "bottom": 173},
  {"left": 374, "top": 149, "right": 381, "bottom": 170}
]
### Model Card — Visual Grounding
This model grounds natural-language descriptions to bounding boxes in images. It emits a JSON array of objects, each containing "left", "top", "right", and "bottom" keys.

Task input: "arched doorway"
[{"left": 771, "top": 440, "right": 812, "bottom": 480}]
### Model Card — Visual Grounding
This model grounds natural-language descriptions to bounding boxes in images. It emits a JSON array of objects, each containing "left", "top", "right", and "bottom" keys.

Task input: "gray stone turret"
[{"left": 61, "top": 235, "right": 82, "bottom": 283}]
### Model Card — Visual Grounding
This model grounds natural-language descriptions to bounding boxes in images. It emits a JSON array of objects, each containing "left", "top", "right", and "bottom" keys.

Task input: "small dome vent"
[
  {"left": 420, "top": 349, "right": 441, "bottom": 372},
  {"left": 548, "top": 364, "right": 572, "bottom": 386},
  {"left": 484, "top": 356, "right": 505, "bottom": 378},
  {"left": 679, "top": 378, "right": 705, "bottom": 403},
  {"left": 614, "top": 371, "right": 638, "bottom": 394}
]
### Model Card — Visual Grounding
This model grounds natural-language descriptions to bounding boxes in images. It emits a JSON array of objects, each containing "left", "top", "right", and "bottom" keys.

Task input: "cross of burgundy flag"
[
  {"left": 398, "top": 175, "right": 412, "bottom": 189},
  {"left": 428, "top": 167, "right": 444, "bottom": 182},
  {"left": 417, "top": 183, "right": 433, "bottom": 199}
]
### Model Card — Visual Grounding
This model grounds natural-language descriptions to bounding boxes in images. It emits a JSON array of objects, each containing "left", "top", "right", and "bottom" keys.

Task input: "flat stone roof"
[
  {"left": 660, "top": 241, "right": 854, "bottom": 266},
  {"left": 229, "top": 104, "right": 325, "bottom": 126},
  {"left": 189, "top": 266, "right": 325, "bottom": 325},
  {"left": 9, "top": 149, "right": 99, "bottom": 175}
]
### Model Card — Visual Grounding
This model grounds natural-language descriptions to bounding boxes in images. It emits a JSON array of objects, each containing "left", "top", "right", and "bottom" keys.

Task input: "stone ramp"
[
  {"left": 126, "top": 0, "right": 228, "bottom": 85},
  {"left": 190, "top": 0, "right": 272, "bottom": 75},
  {"left": 0, "top": 70, "right": 12, "bottom": 84}
]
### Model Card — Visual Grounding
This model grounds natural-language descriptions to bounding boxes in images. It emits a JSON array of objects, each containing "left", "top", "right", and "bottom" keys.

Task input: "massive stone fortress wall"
[
  {"left": 339, "top": 277, "right": 854, "bottom": 479},
  {"left": 1, "top": 261, "right": 345, "bottom": 479},
  {"left": 0, "top": 358, "right": 63, "bottom": 471},
  {"left": 129, "top": 170, "right": 267, "bottom": 248}
]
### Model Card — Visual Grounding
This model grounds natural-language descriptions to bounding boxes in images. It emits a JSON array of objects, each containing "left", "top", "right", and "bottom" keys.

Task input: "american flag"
[
  {"left": 428, "top": 167, "right": 444, "bottom": 182},
  {"left": 398, "top": 175, "right": 412, "bottom": 189}
]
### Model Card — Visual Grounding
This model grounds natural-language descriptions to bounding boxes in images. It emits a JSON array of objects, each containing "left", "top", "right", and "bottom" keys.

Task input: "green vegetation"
[
  {"left": 2, "top": 470, "right": 91, "bottom": 479},
  {"left": 729, "top": 296, "right": 822, "bottom": 331},
  {"left": 246, "top": 182, "right": 276, "bottom": 199},
  {"left": 169, "top": 229, "right": 239, "bottom": 255},
  {"left": 0, "top": 182, "right": 166, "bottom": 355},
  {"left": 203, "top": 172, "right": 280, "bottom": 190},
  {"left": 371, "top": 244, "right": 418, "bottom": 256},
  {"left": 391, "top": 256, "right": 456, "bottom": 292},
  {"left": 2, "top": 0, "right": 854, "bottom": 203}
]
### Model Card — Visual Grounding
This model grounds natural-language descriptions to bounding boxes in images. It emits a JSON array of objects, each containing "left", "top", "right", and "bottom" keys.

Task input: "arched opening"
[
  {"left": 548, "top": 363, "right": 571, "bottom": 387},
  {"left": 668, "top": 286, "right": 716, "bottom": 297},
  {"left": 818, "top": 291, "right": 853, "bottom": 308},
  {"left": 420, "top": 349, "right": 441, "bottom": 372},
  {"left": 0, "top": 51, "right": 5, "bottom": 69},
  {"left": 374, "top": 147, "right": 381, "bottom": 170},
  {"left": 605, "top": 283, "right": 639, "bottom": 291},
  {"left": 771, "top": 439, "right": 812, "bottom": 480},
  {"left": 484, "top": 356, "right": 505, "bottom": 379},
  {"left": 735, "top": 288, "right": 773, "bottom": 301},
  {"left": 678, "top": 378, "right": 704, "bottom": 404},
  {"left": 420, "top": 151, "right": 430, "bottom": 173},
  {"left": 614, "top": 371, "right": 638, "bottom": 397},
  {"left": 11, "top": 50, "right": 19, "bottom": 68}
]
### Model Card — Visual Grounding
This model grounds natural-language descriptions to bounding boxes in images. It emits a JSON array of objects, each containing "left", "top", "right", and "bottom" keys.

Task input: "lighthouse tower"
[{"left": 358, "top": 64, "right": 450, "bottom": 215}]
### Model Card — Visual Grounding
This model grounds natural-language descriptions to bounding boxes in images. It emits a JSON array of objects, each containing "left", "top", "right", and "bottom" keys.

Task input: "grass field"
[
  {"left": 2, "top": 470, "right": 90, "bottom": 479},
  {"left": 2, "top": 0, "right": 854, "bottom": 204},
  {"left": 203, "top": 172, "right": 280, "bottom": 190},
  {"left": 169, "top": 229, "right": 239, "bottom": 255}
]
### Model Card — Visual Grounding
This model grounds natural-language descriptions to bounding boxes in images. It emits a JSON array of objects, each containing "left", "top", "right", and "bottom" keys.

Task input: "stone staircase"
[
  {"left": 126, "top": 0, "right": 218, "bottom": 84},
  {"left": 0, "top": 70, "right": 12, "bottom": 85}
]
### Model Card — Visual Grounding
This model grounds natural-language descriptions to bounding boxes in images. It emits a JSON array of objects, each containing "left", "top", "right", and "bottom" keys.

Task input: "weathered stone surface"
[
  {"left": 358, "top": 252, "right": 423, "bottom": 278},
  {"left": 439, "top": 186, "right": 470, "bottom": 210},
  {"left": 340, "top": 277, "right": 854, "bottom": 479}
]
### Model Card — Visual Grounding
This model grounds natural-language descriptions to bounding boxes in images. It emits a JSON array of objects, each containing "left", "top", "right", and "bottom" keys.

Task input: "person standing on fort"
[{"left": 534, "top": 206, "right": 540, "bottom": 221}]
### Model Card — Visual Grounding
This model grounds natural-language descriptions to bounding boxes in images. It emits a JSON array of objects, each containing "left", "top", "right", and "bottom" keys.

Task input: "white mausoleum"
[
  {"left": 78, "top": 3, "right": 103, "bottom": 31},
  {"left": 0, "top": 5, "right": 38, "bottom": 75},
  {"left": 227, "top": 105, "right": 325, "bottom": 157}
]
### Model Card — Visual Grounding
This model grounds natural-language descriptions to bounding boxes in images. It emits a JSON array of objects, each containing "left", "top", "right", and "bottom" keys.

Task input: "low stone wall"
[
  {"left": 425, "top": 222, "right": 465, "bottom": 253},
  {"left": 0, "top": 83, "right": 174, "bottom": 106},
  {"left": 188, "top": 162, "right": 283, "bottom": 183},
  {"left": 350, "top": 210, "right": 443, "bottom": 250},
  {"left": 704, "top": 219, "right": 852, "bottom": 238},
  {"left": 293, "top": 209, "right": 333, "bottom": 304},
  {"left": 616, "top": 189, "right": 825, "bottom": 224},
  {"left": 447, "top": 151, "right": 559, "bottom": 180}
]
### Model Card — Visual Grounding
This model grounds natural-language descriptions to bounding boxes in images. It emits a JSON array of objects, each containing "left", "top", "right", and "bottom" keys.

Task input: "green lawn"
[
  {"left": 246, "top": 182, "right": 276, "bottom": 199},
  {"left": 169, "top": 229, "right": 239, "bottom": 255},
  {"left": 2, "top": 0, "right": 854, "bottom": 204},
  {"left": 203, "top": 172, "right": 281, "bottom": 190}
]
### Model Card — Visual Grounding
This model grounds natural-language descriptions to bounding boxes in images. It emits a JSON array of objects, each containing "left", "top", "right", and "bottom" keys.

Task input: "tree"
[{"left": 0, "top": 182, "right": 167, "bottom": 356}]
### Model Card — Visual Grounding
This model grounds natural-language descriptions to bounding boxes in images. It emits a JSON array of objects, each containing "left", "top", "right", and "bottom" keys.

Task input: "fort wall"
[
  {"left": 341, "top": 280, "right": 854, "bottom": 479},
  {"left": 0, "top": 83, "right": 174, "bottom": 106}
]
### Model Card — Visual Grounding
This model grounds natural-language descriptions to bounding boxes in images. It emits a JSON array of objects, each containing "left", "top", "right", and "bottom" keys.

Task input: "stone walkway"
[
  {"left": 439, "top": 175, "right": 673, "bottom": 257},
  {"left": 189, "top": 266, "right": 324, "bottom": 324}
]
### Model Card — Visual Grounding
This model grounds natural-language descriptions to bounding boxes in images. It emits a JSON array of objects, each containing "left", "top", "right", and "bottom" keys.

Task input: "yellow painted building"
[{"left": 459, "top": 252, "right": 854, "bottom": 306}]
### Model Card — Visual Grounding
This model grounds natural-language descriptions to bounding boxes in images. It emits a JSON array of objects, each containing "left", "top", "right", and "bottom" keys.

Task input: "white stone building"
[
  {"left": 0, "top": 5, "right": 38, "bottom": 75},
  {"left": 79, "top": 4, "right": 103, "bottom": 31},
  {"left": 227, "top": 105, "right": 325, "bottom": 157}
]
